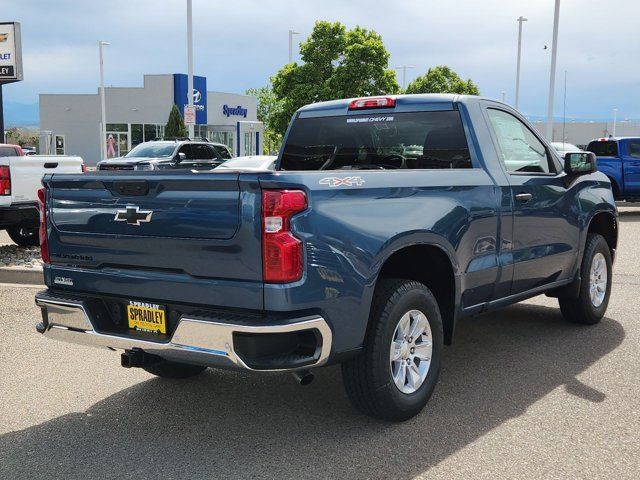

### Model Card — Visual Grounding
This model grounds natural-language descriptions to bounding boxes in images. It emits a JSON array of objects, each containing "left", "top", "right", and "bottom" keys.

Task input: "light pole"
[
  {"left": 613, "top": 108, "right": 618, "bottom": 137},
  {"left": 98, "top": 40, "right": 110, "bottom": 161},
  {"left": 546, "top": 0, "right": 561, "bottom": 140},
  {"left": 515, "top": 16, "right": 527, "bottom": 110},
  {"left": 501, "top": 91, "right": 506, "bottom": 102},
  {"left": 395, "top": 65, "right": 415, "bottom": 91},
  {"left": 186, "top": 0, "right": 194, "bottom": 139},
  {"left": 288, "top": 30, "right": 300, "bottom": 63}
]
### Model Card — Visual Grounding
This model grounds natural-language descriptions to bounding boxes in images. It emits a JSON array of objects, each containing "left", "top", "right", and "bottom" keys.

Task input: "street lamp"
[
  {"left": 288, "top": 30, "right": 300, "bottom": 63},
  {"left": 98, "top": 40, "right": 110, "bottom": 161},
  {"left": 515, "top": 16, "right": 527, "bottom": 110},
  {"left": 395, "top": 65, "right": 415, "bottom": 91},
  {"left": 186, "top": 0, "right": 194, "bottom": 139},
  {"left": 546, "top": 0, "right": 561, "bottom": 140},
  {"left": 613, "top": 108, "right": 618, "bottom": 137}
]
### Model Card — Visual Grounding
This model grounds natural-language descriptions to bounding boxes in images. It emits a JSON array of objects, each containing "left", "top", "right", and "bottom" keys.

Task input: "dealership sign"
[
  {"left": 173, "top": 73, "right": 207, "bottom": 125},
  {"left": 223, "top": 105, "right": 248, "bottom": 118},
  {"left": 0, "top": 22, "right": 22, "bottom": 84}
]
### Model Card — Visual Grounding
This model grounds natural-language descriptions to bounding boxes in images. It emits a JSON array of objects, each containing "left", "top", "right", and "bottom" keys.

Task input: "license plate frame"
[{"left": 126, "top": 301, "right": 167, "bottom": 335}]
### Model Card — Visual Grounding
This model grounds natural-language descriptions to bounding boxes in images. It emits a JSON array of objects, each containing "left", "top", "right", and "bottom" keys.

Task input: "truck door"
[
  {"left": 485, "top": 107, "right": 580, "bottom": 294},
  {"left": 622, "top": 140, "right": 640, "bottom": 195}
]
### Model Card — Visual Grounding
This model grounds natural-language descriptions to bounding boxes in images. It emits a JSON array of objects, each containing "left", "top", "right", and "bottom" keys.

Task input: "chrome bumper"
[{"left": 35, "top": 292, "right": 332, "bottom": 372}]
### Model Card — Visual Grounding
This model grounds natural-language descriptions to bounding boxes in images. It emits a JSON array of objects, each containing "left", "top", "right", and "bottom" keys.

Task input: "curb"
[{"left": 0, "top": 267, "right": 44, "bottom": 285}]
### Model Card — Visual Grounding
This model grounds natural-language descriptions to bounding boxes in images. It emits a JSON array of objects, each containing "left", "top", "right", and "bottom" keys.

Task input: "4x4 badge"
[
  {"left": 319, "top": 176, "right": 365, "bottom": 187},
  {"left": 114, "top": 206, "right": 153, "bottom": 226}
]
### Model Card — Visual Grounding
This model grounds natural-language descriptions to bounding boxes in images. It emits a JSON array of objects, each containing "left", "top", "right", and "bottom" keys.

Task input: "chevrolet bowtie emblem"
[
  {"left": 114, "top": 206, "right": 153, "bottom": 226},
  {"left": 0, "top": 34, "right": 7, "bottom": 43}
]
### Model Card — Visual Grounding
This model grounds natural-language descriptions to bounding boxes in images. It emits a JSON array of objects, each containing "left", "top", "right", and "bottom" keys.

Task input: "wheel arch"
[
  {"left": 587, "top": 210, "right": 618, "bottom": 260},
  {"left": 374, "top": 241, "right": 459, "bottom": 345}
]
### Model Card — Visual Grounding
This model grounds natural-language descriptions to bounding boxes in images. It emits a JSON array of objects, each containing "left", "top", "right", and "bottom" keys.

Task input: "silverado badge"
[{"left": 114, "top": 206, "right": 153, "bottom": 226}]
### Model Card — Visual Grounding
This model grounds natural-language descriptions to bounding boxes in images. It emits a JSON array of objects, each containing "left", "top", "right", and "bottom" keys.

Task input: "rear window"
[
  {"left": 587, "top": 141, "right": 618, "bottom": 157},
  {"left": 279, "top": 110, "right": 472, "bottom": 170},
  {"left": 0, "top": 146, "right": 18, "bottom": 157},
  {"left": 212, "top": 145, "right": 232, "bottom": 159}
]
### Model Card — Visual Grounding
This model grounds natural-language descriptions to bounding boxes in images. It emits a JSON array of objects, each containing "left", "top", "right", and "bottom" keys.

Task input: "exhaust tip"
[{"left": 292, "top": 369, "right": 315, "bottom": 386}]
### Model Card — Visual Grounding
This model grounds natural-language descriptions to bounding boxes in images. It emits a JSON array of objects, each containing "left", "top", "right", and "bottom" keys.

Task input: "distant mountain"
[{"left": 3, "top": 101, "right": 39, "bottom": 127}]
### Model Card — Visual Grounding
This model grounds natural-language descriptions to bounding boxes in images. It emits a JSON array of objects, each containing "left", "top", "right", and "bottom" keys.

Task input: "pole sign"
[
  {"left": 173, "top": 73, "right": 207, "bottom": 125},
  {"left": 184, "top": 106, "right": 196, "bottom": 125},
  {"left": 0, "top": 22, "right": 23, "bottom": 84}
]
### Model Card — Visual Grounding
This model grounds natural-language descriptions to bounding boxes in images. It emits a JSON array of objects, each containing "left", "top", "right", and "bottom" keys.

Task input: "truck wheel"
[
  {"left": 341, "top": 279, "right": 443, "bottom": 421},
  {"left": 559, "top": 234, "right": 612, "bottom": 325},
  {"left": 7, "top": 226, "right": 39, "bottom": 247},
  {"left": 143, "top": 360, "right": 207, "bottom": 379}
]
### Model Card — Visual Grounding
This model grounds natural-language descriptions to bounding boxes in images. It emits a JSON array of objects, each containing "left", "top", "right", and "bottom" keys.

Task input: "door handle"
[{"left": 515, "top": 192, "right": 533, "bottom": 202}]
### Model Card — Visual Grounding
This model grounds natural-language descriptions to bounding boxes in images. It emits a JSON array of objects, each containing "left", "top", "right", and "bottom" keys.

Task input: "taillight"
[
  {"left": 37, "top": 187, "right": 50, "bottom": 264},
  {"left": 81, "top": 163, "right": 87, "bottom": 173},
  {"left": 348, "top": 96, "right": 395, "bottom": 110},
  {"left": 0, "top": 166, "right": 10, "bottom": 195},
  {"left": 262, "top": 190, "right": 307, "bottom": 283}
]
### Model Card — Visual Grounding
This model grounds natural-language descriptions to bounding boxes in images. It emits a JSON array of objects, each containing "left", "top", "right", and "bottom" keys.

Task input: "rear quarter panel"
[{"left": 258, "top": 169, "right": 500, "bottom": 354}]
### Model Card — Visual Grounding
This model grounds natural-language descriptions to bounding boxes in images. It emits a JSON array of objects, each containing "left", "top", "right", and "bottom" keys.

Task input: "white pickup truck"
[{"left": 0, "top": 144, "right": 84, "bottom": 246}]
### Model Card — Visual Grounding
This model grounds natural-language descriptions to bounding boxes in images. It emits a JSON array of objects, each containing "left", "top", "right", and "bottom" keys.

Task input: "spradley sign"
[
  {"left": 223, "top": 105, "right": 248, "bottom": 118},
  {"left": 0, "top": 22, "right": 22, "bottom": 84}
]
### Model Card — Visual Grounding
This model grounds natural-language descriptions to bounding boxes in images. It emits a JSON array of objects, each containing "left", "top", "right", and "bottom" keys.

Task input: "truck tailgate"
[
  {"left": 8, "top": 155, "right": 83, "bottom": 204},
  {"left": 43, "top": 172, "right": 264, "bottom": 310}
]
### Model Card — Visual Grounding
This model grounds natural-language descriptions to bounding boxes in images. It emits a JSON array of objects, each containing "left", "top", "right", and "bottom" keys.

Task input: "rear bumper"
[
  {"left": 35, "top": 291, "right": 332, "bottom": 372},
  {"left": 0, "top": 203, "right": 39, "bottom": 229}
]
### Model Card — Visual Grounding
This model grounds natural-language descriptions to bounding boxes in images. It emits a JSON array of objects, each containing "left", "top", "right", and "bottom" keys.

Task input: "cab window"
[
  {"left": 487, "top": 109, "right": 553, "bottom": 174},
  {"left": 587, "top": 140, "right": 618, "bottom": 157},
  {"left": 177, "top": 144, "right": 193, "bottom": 160},
  {"left": 192, "top": 144, "right": 214, "bottom": 160},
  {"left": 627, "top": 142, "right": 640, "bottom": 158}
]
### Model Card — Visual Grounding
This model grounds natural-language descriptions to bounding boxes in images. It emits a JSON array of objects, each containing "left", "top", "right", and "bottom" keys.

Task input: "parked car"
[
  {"left": 0, "top": 146, "right": 84, "bottom": 246},
  {"left": 35, "top": 94, "right": 617, "bottom": 421},
  {"left": 97, "top": 139, "right": 232, "bottom": 171},
  {"left": 21, "top": 146, "right": 37, "bottom": 156},
  {"left": 550, "top": 142, "right": 582, "bottom": 156},
  {"left": 214, "top": 155, "right": 277, "bottom": 171},
  {"left": 586, "top": 137, "right": 640, "bottom": 201}
]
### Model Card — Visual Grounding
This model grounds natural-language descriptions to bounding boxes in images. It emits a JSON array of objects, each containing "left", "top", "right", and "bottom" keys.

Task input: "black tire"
[
  {"left": 559, "top": 233, "right": 612, "bottom": 325},
  {"left": 6, "top": 226, "right": 39, "bottom": 247},
  {"left": 341, "top": 279, "right": 444, "bottom": 421},
  {"left": 143, "top": 360, "right": 207, "bottom": 379}
]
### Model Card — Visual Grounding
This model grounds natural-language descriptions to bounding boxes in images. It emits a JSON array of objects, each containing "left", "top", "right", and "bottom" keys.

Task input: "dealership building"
[{"left": 39, "top": 74, "right": 263, "bottom": 165}]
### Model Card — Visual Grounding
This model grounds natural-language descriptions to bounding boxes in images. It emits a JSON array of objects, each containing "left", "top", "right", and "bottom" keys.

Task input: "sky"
[{"left": 2, "top": 0, "right": 640, "bottom": 123}]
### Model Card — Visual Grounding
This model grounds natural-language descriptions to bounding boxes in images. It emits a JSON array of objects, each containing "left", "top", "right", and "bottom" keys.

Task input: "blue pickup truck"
[
  {"left": 34, "top": 94, "right": 617, "bottom": 421},
  {"left": 587, "top": 137, "right": 640, "bottom": 201}
]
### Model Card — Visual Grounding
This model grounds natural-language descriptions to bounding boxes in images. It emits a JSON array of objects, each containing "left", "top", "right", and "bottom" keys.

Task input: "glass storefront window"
[
  {"left": 144, "top": 124, "right": 164, "bottom": 142},
  {"left": 131, "top": 124, "right": 144, "bottom": 147},
  {"left": 106, "top": 123, "right": 127, "bottom": 132},
  {"left": 208, "top": 130, "right": 235, "bottom": 156}
]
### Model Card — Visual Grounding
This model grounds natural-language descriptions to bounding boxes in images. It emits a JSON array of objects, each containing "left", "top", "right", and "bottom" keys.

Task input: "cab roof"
[{"left": 296, "top": 94, "right": 500, "bottom": 118}]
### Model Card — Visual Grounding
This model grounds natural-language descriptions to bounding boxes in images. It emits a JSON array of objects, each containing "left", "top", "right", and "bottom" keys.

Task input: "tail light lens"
[
  {"left": 81, "top": 163, "right": 87, "bottom": 173},
  {"left": 0, "top": 166, "right": 11, "bottom": 195},
  {"left": 262, "top": 190, "right": 307, "bottom": 283},
  {"left": 37, "top": 187, "right": 50, "bottom": 264}
]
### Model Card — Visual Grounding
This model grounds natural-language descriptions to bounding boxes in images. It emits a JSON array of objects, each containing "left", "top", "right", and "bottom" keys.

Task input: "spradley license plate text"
[{"left": 127, "top": 301, "right": 166, "bottom": 334}]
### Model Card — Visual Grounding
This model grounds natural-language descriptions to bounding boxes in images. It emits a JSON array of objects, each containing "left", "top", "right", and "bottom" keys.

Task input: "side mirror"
[
  {"left": 174, "top": 152, "right": 187, "bottom": 163},
  {"left": 564, "top": 151, "right": 597, "bottom": 175}
]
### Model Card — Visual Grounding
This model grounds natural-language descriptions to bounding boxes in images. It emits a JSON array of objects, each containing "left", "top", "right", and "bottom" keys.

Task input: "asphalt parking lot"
[{"left": 1, "top": 209, "right": 639, "bottom": 480}]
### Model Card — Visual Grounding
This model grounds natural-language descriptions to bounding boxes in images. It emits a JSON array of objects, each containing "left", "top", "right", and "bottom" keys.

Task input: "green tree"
[
  {"left": 246, "top": 84, "right": 283, "bottom": 154},
  {"left": 271, "top": 21, "right": 400, "bottom": 134},
  {"left": 164, "top": 104, "right": 188, "bottom": 138},
  {"left": 405, "top": 66, "right": 480, "bottom": 95}
]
